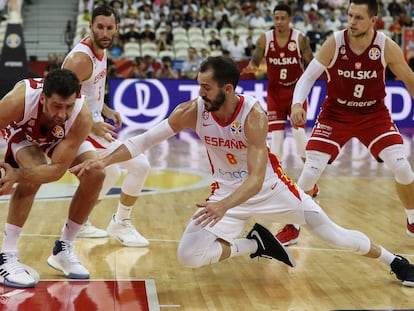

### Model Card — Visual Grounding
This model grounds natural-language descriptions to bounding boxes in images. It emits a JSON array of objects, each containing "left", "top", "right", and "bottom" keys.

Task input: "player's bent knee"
[
  {"left": 122, "top": 154, "right": 150, "bottom": 176},
  {"left": 176, "top": 244, "right": 204, "bottom": 268},
  {"left": 380, "top": 145, "right": 414, "bottom": 185}
]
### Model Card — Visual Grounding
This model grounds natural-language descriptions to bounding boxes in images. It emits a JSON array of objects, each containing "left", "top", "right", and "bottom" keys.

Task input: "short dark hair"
[
  {"left": 349, "top": 0, "right": 378, "bottom": 17},
  {"left": 199, "top": 56, "right": 240, "bottom": 88},
  {"left": 43, "top": 69, "right": 80, "bottom": 98},
  {"left": 273, "top": 3, "right": 292, "bottom": 16},
  {"left": 92, "top": 4, "right": 119, "bottom": 24}
]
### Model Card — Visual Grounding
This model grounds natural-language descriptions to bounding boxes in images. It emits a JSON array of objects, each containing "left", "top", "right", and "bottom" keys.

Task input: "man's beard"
[{"left": 203, "top": 91, "right": 226, "bottom": 112}]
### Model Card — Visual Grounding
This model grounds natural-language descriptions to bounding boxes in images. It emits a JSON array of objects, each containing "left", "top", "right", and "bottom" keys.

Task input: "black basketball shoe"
[{"left": 390, "top": 255, "right": 414, "bottom": 287}]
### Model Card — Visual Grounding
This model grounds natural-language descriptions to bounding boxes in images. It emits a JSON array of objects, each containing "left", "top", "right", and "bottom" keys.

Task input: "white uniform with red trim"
[{"left": 191, "top": 95, "right": 315, "bottom": 242}]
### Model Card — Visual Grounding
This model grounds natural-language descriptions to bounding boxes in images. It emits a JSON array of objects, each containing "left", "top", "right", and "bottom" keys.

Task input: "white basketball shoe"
[
  {"left": 0, "top": 252, "right": 36, "bottom": 288},
  {"left": 47, "top": 240, "right": 89, "bottom": 279},
  {"left": 77, "top": 219, "right": 108, "bottom": 238},
  {"left": 106, "top": 214, "right": 149, "bottom": 247}
]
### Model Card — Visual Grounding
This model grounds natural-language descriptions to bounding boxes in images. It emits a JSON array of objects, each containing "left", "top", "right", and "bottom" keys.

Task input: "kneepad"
[
  {"left": 297, "top": 151, "right": 330, "bottom": 191},
  {"left": 380, "top": 145, "right": 414, "bottom": 185}
]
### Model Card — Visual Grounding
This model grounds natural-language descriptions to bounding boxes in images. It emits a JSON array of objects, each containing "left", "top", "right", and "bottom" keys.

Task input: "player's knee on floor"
[
  {"left": 380, "top": 145, "right": 414, "bottom": 185},
  {"left": 298, "top": 151, "right": 330, "bottom": 191}
]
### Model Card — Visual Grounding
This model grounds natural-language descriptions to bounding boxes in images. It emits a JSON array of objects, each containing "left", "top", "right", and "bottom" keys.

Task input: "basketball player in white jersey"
[
  {"left": 62, "top": 5, "right": 149, "bottom": 247},
  {"left": 0, "top": 69, "right": 105, "bottom": 287},
  {"left": 71, "top": 56, "right": 414, "bottom": 287}
]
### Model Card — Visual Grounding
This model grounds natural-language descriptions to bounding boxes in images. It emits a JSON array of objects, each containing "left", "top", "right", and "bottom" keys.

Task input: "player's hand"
[
  {"left": 0, "top": 162, "right": 17, "bottom": 195},
  {"left": 290, "top": 103, "right": 307, "bottom": 128},
  {"left": 92, "top": 122, "right": 117, "bottom": 142},
  {"left": 69, "top": 159, "right": 105, "bottom": 177},
  {"left": 241, "top": 63, "right": 258, "bottom": 75},
  {"left": 102, "top": 106, "right": 122, "bottom": 128},
  {"left": 193, "top": 201, "right": 226, "bottom": 227}
]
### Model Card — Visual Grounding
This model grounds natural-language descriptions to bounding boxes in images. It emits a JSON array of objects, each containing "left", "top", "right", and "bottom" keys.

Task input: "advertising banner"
[{"left": 109, "top": 79, "right": 414, "bottom": 138}]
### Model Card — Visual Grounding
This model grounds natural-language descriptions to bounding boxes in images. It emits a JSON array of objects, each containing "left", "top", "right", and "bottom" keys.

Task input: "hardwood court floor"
[{"left": 0, "top": 130, "right": 414, "bottom": 310}]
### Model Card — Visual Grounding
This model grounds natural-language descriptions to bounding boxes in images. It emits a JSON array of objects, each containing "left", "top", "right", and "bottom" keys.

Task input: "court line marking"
[{"left": 0, "top": 289, "right": 24, "bottom": 298}]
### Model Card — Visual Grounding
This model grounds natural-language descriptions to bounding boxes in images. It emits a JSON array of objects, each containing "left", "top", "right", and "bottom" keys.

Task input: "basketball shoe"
[
  {"left": 390, "top": 255, "right": 414, "bottom": 287},
  {"left": 47, "top": 240, "right": 89, "bottom": 279},
  {"left": 106, "top": 214, "right": 149, "bottom": 247},
  {"left": 275, "top": 224, "right": 300, "bottom": 246},
  {"left": 77, "top": 219, "right": 108, "bottom": 238},
  {"left": 0, "top": 252, "right": 36, "bottom": 288},
  {"left": 406, "top": 219, "right": 414, "bottom": 238},
  {"left": 247, "top": 223, "right": 296, "bottom": 267}
]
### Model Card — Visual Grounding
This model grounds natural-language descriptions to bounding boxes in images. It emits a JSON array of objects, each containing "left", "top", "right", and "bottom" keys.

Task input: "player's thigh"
[{"left": 12, "top": 142, "right": 47, "bottom": 168}]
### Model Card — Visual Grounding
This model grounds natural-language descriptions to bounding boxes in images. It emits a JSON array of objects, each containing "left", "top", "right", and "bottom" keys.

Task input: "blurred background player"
[{"left": 242, "top": 3, "right": 317, "bottom": 245}]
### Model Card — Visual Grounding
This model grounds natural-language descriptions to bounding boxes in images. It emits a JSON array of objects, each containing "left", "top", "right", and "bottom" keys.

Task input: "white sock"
[
  {"left": 230, "top": 238, "right": 257, "bottom": 257},
  {"left": 61, "top": 219, "right": 82, "bottom": 242},
  {"left": 2, "top": 223, "right": 22, "bottom": 253},
  {"left": 116, "top": 203, "right": 133, "bottom": 221},
  {"left": 293, "top": 224, "right": 300, "bottom": 230},
  {"left": 405, "top": 208, "right": 414, "bottom": 224},
  {"left": 377, "top": 246, "right": 396, "bottom": 265}
]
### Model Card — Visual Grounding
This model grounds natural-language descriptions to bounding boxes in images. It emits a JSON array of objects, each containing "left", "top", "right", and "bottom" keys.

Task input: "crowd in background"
[{"left": 51, "top": 0, "right": 414, "bottom": 79}]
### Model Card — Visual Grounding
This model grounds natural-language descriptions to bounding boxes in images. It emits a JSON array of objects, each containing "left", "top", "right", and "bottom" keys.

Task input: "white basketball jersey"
[
  {"left": 195, "top": 95, "right": 300, "bottom": 202},
  {"left": 63, "top": 36, "right": 107, "bottom": 123}
]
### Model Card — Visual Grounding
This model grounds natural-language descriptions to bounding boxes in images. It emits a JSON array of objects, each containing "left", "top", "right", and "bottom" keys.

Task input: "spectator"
[
  {"left": 121, "top": 24, "right": 140, "bottom": 43},
  {"left": 141, "top": 10, "right": 155, "bottom": 28},
  {"left": 140, "top": 54, "right": 160, "bottom": 78},
  {"left": 306, "top": 22, "right": 325, "bottom": 52},
  {"left": 389, "top": 15, "right": 402, "bottom": 45},
  {"left": 140, "top": 24, "right": 156, "bottom": 43},
  {"left": 154, "top": 56, "right": 179, "bottom": 79},
  {"left": 216, "top": 14, "right": 232, "bottom": 31},
  {"left": 201, "top": 11, "right": 217, "bottom": 30},
  {"left": 249, "top": 8, "right": 266, "bottom": 29},
  {"left": 229, "top": 3, "right": 249, "bottom": 28},
  {"left": 121, "top": 9, "right": 140, "bottom": 29},
  {"left": 79, "top": 0, "right": 93, "bottom": 12},
  {"left": 127, "top": 57, "right": 146, "bottom": 78},
  {"left": 170, "top": 12, "right": 184, "bottom": 29},
  {"left": 324, "top": 8, "right": 342, "bottom": 32},
  {"left": 221, "top": 30, "right": 233, "bottom": 51},
  {"left": 302, "top": 0, "right": 318, "bottom": 12},
  {"left": 185, "top": 9, "right": 202, "bottom": 29},
  {"left": 199, "top": 47, "right": 210, "bottom": 61},
  {"left": 199, "top": 0, "right": 212, "bottom": 21},
  {"left": 183, "top": 0, "right": 198, "bottom": 15},
  {"left": 207, "top": 30, "right": 222, "bottom": 52},
  {"left": 156, "top": 31, "right": 172, "bottom": 54},
  {"left": 244, "top": 36, "right": 256, "bottom": 59},
  {"left": 375, "top": 14, "right": 385, "bottom": 30},
  {"left": 181, "top": 47, "right": 202, "bottom": 79},
  {"left": 226, "top": 34, "right": 245, "bottom": 61},
  {"left": 213, "top": 2, "right": 230, "bottom": 22},
  {"left": 164, "top": 23, "right": 174, "bottom": 45},
  {"left": 155, "top": 12, "right": 169, "bottom": 29},
  {"left": 387, "top": 0, "right": 403, "bottom": 17}
]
